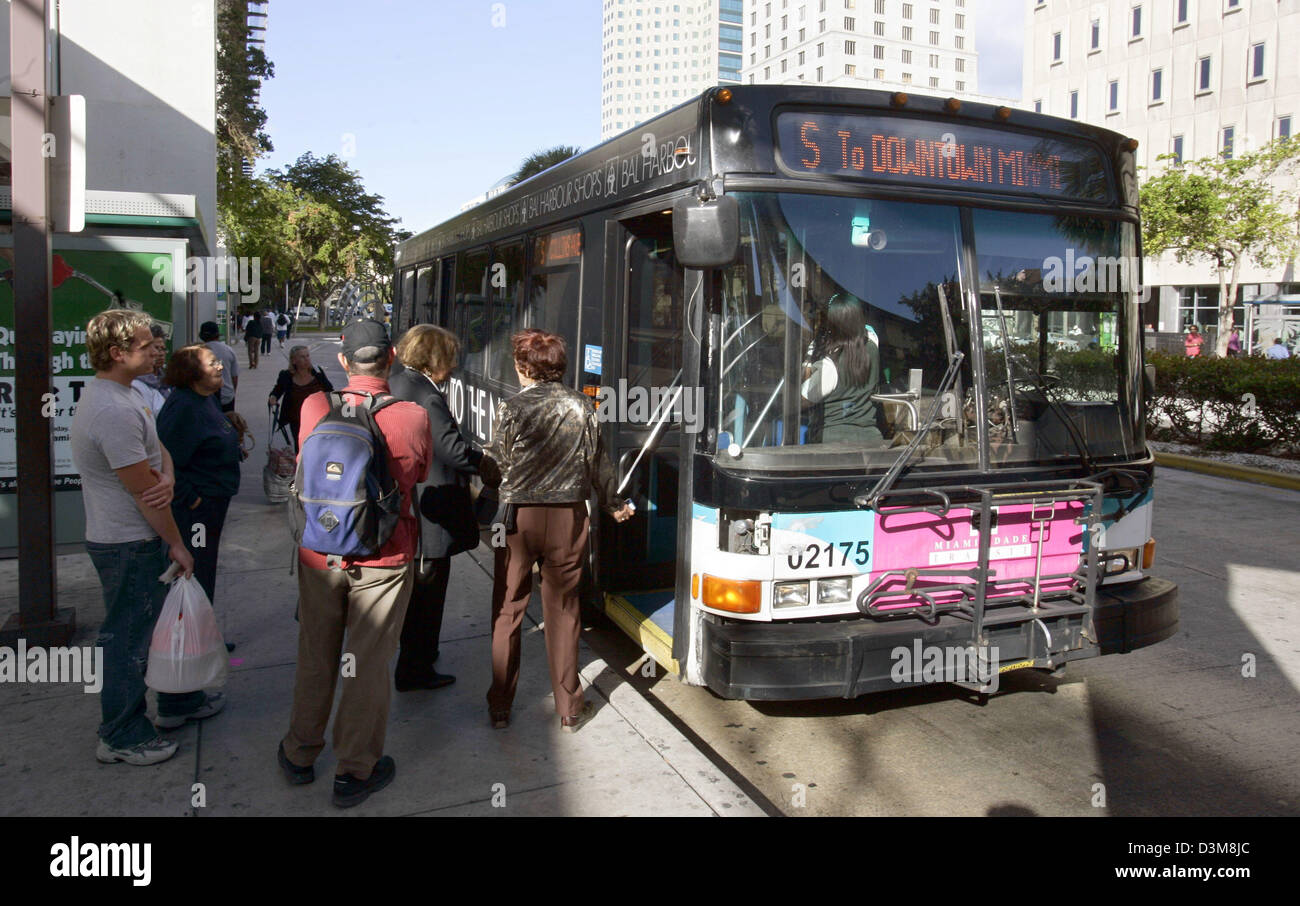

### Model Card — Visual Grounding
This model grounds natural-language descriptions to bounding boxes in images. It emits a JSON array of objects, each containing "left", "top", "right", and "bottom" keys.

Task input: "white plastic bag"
[{"left": 145, "top": 575, "right": 229, "bottom": 693}]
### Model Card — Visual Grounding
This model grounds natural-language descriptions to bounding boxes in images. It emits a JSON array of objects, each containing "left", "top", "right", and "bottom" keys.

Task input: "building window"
[
  {"left": 955, "top": 35, "right": 964, "bottom": 49},
  {"left": 955, "top": 13, "right": 964, "bottom": 29},
  {"left": 902, "top": 2, "right": 912, "bottom": 18},
  {"left": 1172, "top": 134, "right": 1184, "bottom": 164},
  {"left": 902, "top": 49, "right": 912, "bottom": 63},
  {"left": 1222, "top": 126, "right": 1234, "bottom": 159},
  {"left": 874, "top": 20, "right": 884, "bottom": 35},
  {"left": 819, "top": 18, "right": 826, "bottom": 32},
  {"left": 1279, "top": 116, "right": 1292, "bottom": 141},
  {"left": 816, "top": 65, "right": 823, "bottom": 81},
  {"left": 902, "top": 71, "right": 912, "bottom": 83},
  {"left": 781, "top": 58, "right": 788, "bottom": 72},
  {"left": 845, "top": 16, "right": 855, "bottom": 29},
  {"left": 1151, "top": 68, "right": 1162, "bottom": 101},
  {"left": 1052, "top": 31, "right": 1062, "bottom": 61},
  {"left": 929, "top": 76, "right": 939, "bottom": 87},
  {"left": 1198, "top": 55, "right": 1212, "bottom": 92},
  {"left": 1033, "top": 99, "right": 1042, "bottom": 113},
  {"left": 1176, "top": 0, "right": 1189, "bottom": 24},
  {"left": 929, "top": 8, "right": 939, "bottom": 24},
  {"left": 1108, "top": 80, "right": 1119, "bottom": 111},
  {"left": 765, "top": 66, "right": 771, "bottom": 79},
  {"left": 1070, "top": 90, "right": 1079, "bottom": 118},
  {"left": 1178, "top": 287, "right": 1223, "bottom": 329},
  {"left": 845, "top": 63, "right": 856, "bottom": 75},
  {"left": 874, "top": 67, "right": 885, "bottom": 78},
  {"left": 817, "top": 41, "right": 824, "bottom": 56},
  {"left": 1131, "top": 5, "right": 1142, "bottom": 37},
  {"left": 955, "top": 80, "right": 964, "bottom": 90},
  {"left": 1090, "top": 19, "right": 1100, "bottom": 50},
  {"left": 798, "top": 50, "right": 805, "bottom": 63},
  {"left": 798, "top": 27, "right": 805, "bottom": 40},
  {"left": 1250, "top": 43, "right": 1265, "bottom": 80},
  {"left": 845, "top": 40, "right": 856, "bottom": 54},
  {"left": 902, "top": 25, "right": 912, "bottom": 39},
  {"left": 955, "top": 57, "right": 964, "bottom": 72},
  {"left": 929, "top": 30, "right": 938, "bottom": 45},
  {"left": 875, "top": 0, "right": 885, "bottom": 12},
  {"left": 873, "top": 43, "right": 884, "bottom": 58}
]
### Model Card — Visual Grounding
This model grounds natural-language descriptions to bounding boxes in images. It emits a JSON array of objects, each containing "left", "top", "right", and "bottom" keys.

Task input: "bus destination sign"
[{"left": 776, "top": 112, "right": 1111, "bottom": 202}]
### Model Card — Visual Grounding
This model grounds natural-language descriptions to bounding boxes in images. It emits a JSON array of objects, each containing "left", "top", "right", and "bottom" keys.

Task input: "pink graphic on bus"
[{"left": 867, "top": 501, "right": 1084, "bottom": 614}]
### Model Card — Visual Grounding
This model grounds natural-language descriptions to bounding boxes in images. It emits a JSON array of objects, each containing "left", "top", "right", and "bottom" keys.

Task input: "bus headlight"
[
  {"left": 1103, "top": 548, "right": 1140, "bottom": 575},
  {"left": 817, "top": 577, "right": 853, "bottom": 604},
  {"left": 773, "top": 581, "right": 809, "bottom": 608}
]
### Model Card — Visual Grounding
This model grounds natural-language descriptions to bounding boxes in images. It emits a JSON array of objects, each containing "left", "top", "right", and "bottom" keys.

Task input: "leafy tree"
[
  {"left": 215, "top": 0, "right": 273, "bottom": 211},
  {"left": 512, "top": 145, "right": 582, "bottom": 184},
  {"left": 1140, "top": 137, "right": 1300, "bottom": 355}
]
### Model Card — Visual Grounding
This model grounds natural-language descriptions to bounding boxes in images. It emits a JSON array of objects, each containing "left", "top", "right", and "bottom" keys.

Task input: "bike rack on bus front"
[{"left": 857, "top": 478, "right": 1105, "bottom": 665}]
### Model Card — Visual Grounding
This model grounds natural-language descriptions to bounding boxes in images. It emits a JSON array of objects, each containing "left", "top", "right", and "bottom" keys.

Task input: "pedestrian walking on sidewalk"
[
  {"left": 276, "top": 311, "right": 289, "bottom": 347},
  {"left": 260, "top": 310, "right": 275, "bottom": 356},
  {"left": 388, "top": 325, "right": 482, "bottom": 692},
  {"left": 157, "top": 344, "right": 243, "bottom": 653},
  {"left": 70, "top": 310, "right": 222, "bottom": 767},
  {"left": 481, "top": 329, "right": 633, "bottom": 733},
  {"left": 200, "top": 321, "right": 240, "bottom": 413},
  {"left": 268, "top": 346, "right": 334, "bottom": 452},
  {"left": 279, "top": 319, "right": 431, "bottom": 808},
  {"left": 243, "top": 312, "right": 263, "bottom": 369}
]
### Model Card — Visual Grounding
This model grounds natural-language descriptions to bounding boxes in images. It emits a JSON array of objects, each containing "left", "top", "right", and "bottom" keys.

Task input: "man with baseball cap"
[{"left": 278, "top": 319, "right": 431, "bottom": 807}]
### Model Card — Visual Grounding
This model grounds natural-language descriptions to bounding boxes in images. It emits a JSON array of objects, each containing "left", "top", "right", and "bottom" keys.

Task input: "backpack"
[{"left": 290, "top": 391, "right": 402, "bottom": 559}]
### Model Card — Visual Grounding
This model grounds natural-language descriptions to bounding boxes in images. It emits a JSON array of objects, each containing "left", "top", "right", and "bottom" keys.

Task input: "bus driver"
[{"left": 800, "top": 293, "right": 882, "bottom": 445}]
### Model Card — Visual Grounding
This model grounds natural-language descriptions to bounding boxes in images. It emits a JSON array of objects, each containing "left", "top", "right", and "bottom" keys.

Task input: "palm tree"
[{"left": 512, "top": 145, "right": 582, "bottom": 185}]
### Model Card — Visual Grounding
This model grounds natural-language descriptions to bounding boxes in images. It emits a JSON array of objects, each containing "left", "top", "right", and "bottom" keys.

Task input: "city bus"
[{"left": 394, "top": 85, "right": 1178, "bottom": 700}]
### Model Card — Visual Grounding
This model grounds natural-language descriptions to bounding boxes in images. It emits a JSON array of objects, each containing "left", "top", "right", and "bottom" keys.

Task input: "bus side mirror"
[
  {"left": 1144, "top": 363, "right": 1156, "bottom": 397},
  {"left": 673, "top": 194, "right": 739, "bottom": 268}
]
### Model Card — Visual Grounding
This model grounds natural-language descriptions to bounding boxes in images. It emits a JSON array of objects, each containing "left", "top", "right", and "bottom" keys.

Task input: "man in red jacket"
[{"left": 277, "top": 319, "right": 431, "bottom": 808}]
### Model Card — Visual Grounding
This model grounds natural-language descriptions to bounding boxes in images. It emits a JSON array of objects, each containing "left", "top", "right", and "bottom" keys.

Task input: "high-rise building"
[
  {"left": 741, "top": 0, "right": 980, "bottom": 98},
  {"left": 601, "top": 0, "right": 743, "bottom": 139},
  {"left": 1025, "top": 0, "right": 1299, "bottom": 341}
]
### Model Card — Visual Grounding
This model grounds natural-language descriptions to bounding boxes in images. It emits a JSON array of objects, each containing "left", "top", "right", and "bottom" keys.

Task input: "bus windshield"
[{"left": 715, "top": 192, "right": 1143, "bottom": 471}]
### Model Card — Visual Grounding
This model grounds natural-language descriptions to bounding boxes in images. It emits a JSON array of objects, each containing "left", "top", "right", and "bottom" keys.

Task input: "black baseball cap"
[{"left": 340, "top": 318, "right": 392, "bottom": 362}]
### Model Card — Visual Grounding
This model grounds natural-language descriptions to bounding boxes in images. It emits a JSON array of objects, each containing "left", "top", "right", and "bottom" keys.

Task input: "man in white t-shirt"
[{"left": 71, "top": 309, "right": 224, "bottom": 767}]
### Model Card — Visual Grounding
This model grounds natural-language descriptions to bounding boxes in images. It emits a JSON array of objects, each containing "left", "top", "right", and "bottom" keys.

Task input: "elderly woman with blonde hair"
[{"left": 387, "top": 323, "right": 483, "bottom": 691}]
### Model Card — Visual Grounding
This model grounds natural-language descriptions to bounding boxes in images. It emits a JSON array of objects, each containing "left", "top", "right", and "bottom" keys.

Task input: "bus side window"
[
  {"left": 457, "top": 248, "right": 490, "bottom": 376},
  {"left": 489, "top": 242, "right": 526, "bottom": 386}
]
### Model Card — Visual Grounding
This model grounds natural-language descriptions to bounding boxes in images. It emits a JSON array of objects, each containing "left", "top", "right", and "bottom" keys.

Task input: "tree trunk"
[{"left": 1217, "top": 254, "right": 1242, "bottom": 356}]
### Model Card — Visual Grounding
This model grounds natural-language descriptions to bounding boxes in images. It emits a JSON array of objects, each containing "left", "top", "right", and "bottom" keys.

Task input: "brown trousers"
[
  {"left": 282, "top": 561, "right": 413, "bottom": 779},
  {"left": 487, "top": 502, "right": 588, "bottom": 717}
]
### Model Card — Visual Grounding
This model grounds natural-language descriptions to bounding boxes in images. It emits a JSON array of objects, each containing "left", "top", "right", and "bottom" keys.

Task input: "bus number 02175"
[{"left": 787, "top": 541, "right": 871, "bottom": 570}]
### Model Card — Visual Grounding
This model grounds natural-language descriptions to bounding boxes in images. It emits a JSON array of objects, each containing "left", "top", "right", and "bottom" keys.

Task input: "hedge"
[{"left": 1146, "top": 351, "right": 1300, "bottom": 454}]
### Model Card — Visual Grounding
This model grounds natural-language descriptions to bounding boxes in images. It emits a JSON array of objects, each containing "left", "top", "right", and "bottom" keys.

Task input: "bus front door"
[{"left": 598, "top": 213, "right": 684, "bottom": 671}]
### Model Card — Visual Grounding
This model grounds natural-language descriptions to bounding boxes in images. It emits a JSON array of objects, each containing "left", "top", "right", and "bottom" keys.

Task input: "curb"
[
  {"left": 581, "top": 657, "right": 767, "bottom": 816},
  {"left": 1154, "top": 451, "right": 1300, "bottom": 492}
]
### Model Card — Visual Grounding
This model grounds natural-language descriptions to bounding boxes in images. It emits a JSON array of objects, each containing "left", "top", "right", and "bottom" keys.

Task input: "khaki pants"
[
  {"left": 487, "top": 503, "right": 588, "bottom": 718},
  {"left": 282, "top": 561, "right": 413, "bottom": 779}
]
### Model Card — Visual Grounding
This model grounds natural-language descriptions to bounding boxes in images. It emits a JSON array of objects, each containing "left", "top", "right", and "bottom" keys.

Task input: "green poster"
[{"left": 0, "top": 248, "right": 175, "bottom": 490}]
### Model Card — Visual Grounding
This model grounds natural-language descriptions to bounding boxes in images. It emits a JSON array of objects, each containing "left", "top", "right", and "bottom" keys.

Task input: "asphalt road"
[{"left": 583, "top": 467, "right": 1300, "bottom": 816}]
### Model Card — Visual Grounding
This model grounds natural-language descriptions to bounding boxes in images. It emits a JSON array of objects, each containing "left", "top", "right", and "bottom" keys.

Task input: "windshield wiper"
[
  {"left": 1006, "top": 351, "right": 1094, "bottom": 474},
  {"left": 854, "top": 351, "right": 965, "bottom": 510}
]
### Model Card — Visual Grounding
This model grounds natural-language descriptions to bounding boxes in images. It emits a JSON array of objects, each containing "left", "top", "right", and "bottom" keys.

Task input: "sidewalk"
[{"left": 0, "top": 332, "right": 762, "bottom": 817}]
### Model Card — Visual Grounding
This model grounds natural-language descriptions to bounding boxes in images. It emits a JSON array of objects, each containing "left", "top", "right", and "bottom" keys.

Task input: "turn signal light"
[
  {"left": 717, "top": 88, "right": 733, "bottom": 104},
  {"left": 702, "top": 575, "right": 761, "bottom": 614},
  {"left": 891, "top": 92, "right": 909, "bottom": 107},
  {"left": 944, "top": 97, "right": 962, "bottom": 113},
  {"left": 691, "top": 573, "right": 700, "bottom": 599},
  {"left": 1142, "top": 539, "right": 1156, "bottom": 569}
]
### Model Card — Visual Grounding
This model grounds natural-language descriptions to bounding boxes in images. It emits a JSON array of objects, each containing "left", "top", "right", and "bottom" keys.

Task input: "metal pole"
[{"left": 2, "top": 0, "right": 74, "bottom": 647}]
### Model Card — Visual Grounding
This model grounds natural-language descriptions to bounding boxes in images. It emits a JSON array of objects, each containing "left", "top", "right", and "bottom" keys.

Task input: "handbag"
[
  {"left": 145, "top": 575, "right": 228, "bottom": 693},
  {"left": 420, "top": 483, "right": 482, "bottom": 555}
]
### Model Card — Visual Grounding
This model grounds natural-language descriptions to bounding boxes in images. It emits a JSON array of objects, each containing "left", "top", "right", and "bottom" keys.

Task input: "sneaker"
[
  {"left": 277, "top": 741, "right": 315, "bottom": 785},
  {"left": 96, "top": 735, "right": 178, "bottom": 766},
  {"left": 155, "top": 692, "right": 227, "bottom": 729},
  {"left": 560, "top": 700, "right": 595, "bottom": 734},
  {"left": 333, "top": 755, "right": 396, "bottom": 808}
]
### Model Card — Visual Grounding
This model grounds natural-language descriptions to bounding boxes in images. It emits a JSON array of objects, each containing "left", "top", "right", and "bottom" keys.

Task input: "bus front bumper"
[{"left": 700, "top": 577, "right": 1179, "bottom": 701}]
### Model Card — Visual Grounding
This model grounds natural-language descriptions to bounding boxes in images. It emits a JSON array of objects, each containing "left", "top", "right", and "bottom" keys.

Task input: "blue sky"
[{"left": 259, "top": 0, "right": 1025, "bottom": 234}]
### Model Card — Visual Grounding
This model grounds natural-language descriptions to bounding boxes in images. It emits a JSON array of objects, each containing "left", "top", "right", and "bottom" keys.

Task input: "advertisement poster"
[{"left": 0, "top": 248, "right": 176, "bottom": 491}]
